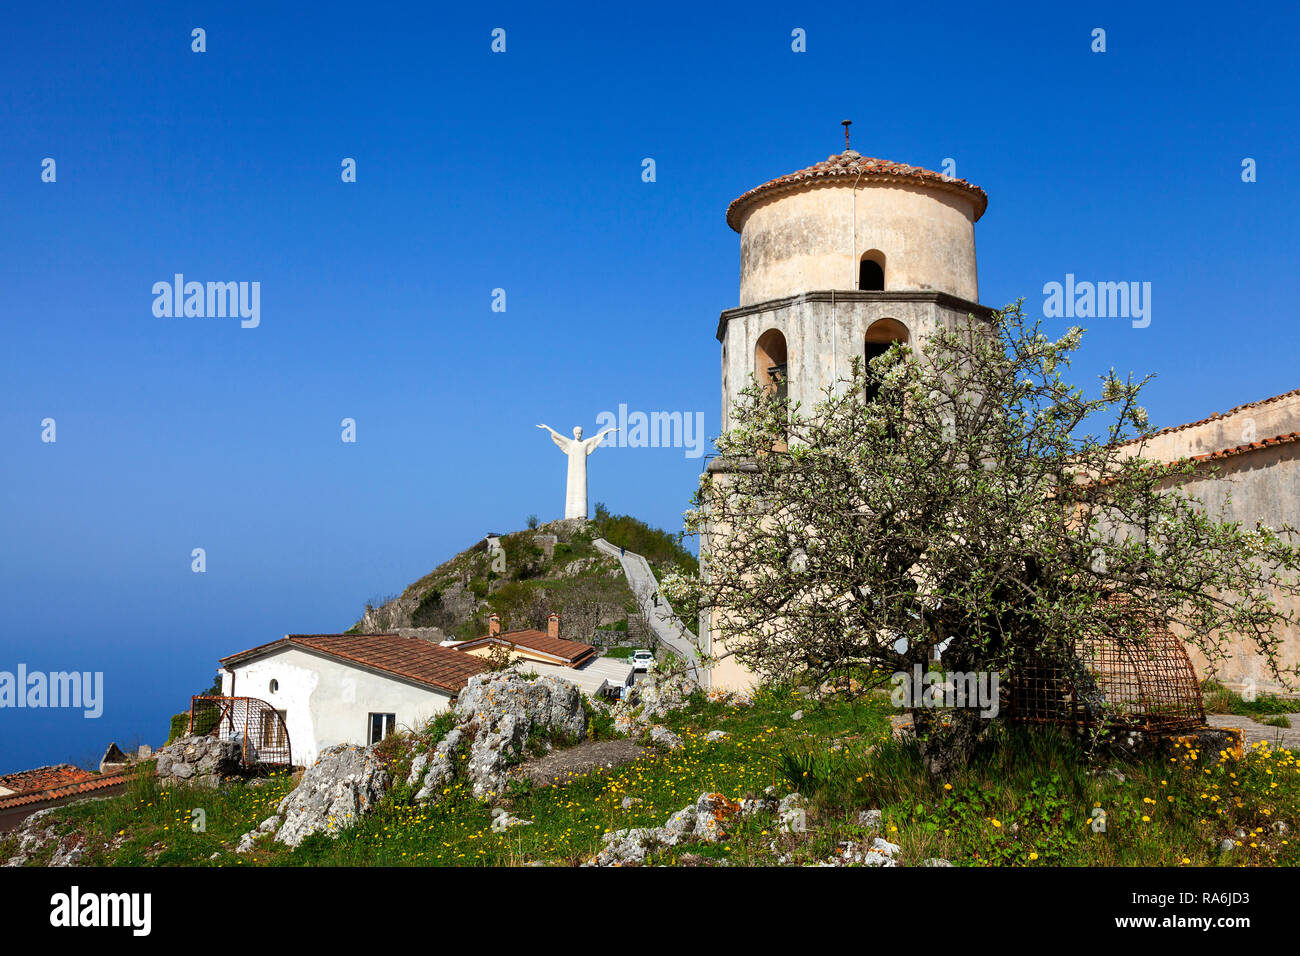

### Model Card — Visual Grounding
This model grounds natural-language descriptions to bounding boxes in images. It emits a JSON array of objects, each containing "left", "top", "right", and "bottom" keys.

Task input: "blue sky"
[{"left": 1, "top": 1, "right": 1296, "bottom": 772}]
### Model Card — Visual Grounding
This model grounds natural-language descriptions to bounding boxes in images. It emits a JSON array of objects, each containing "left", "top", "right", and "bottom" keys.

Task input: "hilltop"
[{"left": 347, "top": 506, "right": 699, "bottom": 647}]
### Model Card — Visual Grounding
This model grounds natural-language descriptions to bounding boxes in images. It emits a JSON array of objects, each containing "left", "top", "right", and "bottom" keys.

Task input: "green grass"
[
  {"left": 1203, "top": 679, "right": 1300, "bottom": 718},
  {"left": 0, "top": 764, "right": 298, "bottom": 867},
  {"left": 10, "top": 686, "right": 1299, "bottom": 867}
]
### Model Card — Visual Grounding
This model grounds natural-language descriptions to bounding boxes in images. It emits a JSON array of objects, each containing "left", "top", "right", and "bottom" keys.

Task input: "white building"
[{"left": 218, "top": 633, "right": 487, "bottom": 766}]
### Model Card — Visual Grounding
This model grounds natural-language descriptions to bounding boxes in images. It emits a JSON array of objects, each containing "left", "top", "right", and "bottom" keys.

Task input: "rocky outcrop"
[
  {"left": 490, "top": 808, "right": 533, "bottom": 832},
  {"left": 154, "top": 735, "right": 243, "bottom": 788},
  {"left": 237, "top": 744, "right": 390, "bottom": 850},
  {"left": 2, "top": 810, "right": 79, "bottom": 866},
  {"left": 777, "top": 792, "right": 808, "bottom": 833},
  {"left": 411, "top": 672, "right": 587, "bottom": 802},
  {"left": 2, "top": 806, "right": 128, "bottom": 867},
  {"left": 236, "top": 815, "right": 281, "bottom": 854},
  {"left": 836, "top": 836, "right": 900, "bottom": 867},
  {"left": 593, "top": 792, "right": 741, "bottom": 866},
  {"left": 649, "top": 726, "right": 684, "bottom": 751},
  {"left": 612, "top": 672, "right": 695, "bottom": 735},
  {"left": 412, "top": 728, "right": 464, "bottom": 803}
]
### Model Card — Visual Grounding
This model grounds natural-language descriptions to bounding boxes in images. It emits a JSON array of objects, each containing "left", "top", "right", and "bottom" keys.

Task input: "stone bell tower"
[
  {"left": 703, "top": 129, "right": 994, "bottom": 691},
  {"left": 716, "top": 127, "right": 993, "bottom": 431}
]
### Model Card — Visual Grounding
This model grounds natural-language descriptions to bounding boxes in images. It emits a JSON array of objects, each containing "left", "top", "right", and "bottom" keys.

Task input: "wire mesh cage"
[
  {"left": 1006, "top": 597, "right": 1206, "bottom": 734},
  {"left": 189, "top": 696, "right": 293, "bottom": 768}
]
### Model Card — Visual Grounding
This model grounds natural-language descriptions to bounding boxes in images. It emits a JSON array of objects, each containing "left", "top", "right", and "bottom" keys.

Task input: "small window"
[
  {"left": 369, "top": 713, "right": 397, "bottom": 744},
  {"left": 859, "top": 252, "right": 885, "bottom": 291},
  {"left": 268, "top": 679, "right": 279, "bottom": 694}
]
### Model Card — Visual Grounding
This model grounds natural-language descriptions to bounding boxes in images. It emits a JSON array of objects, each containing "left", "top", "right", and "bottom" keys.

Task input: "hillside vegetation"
[{"left": 350, "top": 509, "right": 696, "bottom": 645}]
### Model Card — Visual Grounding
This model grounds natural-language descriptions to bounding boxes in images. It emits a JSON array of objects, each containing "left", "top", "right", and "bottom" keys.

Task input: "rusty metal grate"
[
  {"left": 190, "top": 696, "right": 293, "bottom": 769},
  {"left": 1006, "top": 597, "right": 1206, "bottom": 734}
]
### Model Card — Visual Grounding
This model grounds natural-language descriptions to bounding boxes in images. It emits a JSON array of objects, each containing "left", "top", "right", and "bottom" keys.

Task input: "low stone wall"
[{"left": 153, "top": 736, "right": 243, "bottom": 788}]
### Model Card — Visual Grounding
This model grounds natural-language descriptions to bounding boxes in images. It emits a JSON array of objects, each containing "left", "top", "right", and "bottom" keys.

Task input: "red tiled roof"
[
  {"left": 727, "top": 149, "right": 989, "bottom": 232},
  {"left": 459, "top": 629, "right": 597, "bottom": 667},
  {"left": 0, "top": 770, "right": 129, "bottom": 811},
  {"left": 220, "top": 633, "right": 488, "bottom": 694},
  {"left": 0, "top": 764, "right": 96, "bottom": 796},
  {"left": 1189, "top": 431, "right": 1300, "bottom": 464}
]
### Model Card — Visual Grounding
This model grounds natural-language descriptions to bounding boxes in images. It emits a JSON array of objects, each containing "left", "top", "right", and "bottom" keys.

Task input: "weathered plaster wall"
[
  {"left": 718, "top": 291, "right": 990, "bottom": 431},
  {"left": 737, "top": 182, "right": 979, "bottom": 307},
  {"left": 1166, "top": 443, "right": 1300, "bottom": 693},
  {"left": 1118, "top": 390, "right": 1300, "bottom": 463}
]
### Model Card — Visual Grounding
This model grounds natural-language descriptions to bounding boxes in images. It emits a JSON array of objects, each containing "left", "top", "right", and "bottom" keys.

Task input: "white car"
[{"left": 631, "top": 649, "right": 655, "bottom": 672}]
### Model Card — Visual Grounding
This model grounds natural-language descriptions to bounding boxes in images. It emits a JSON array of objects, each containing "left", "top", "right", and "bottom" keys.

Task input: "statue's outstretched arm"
[
  {"left": 537, "top": 423, "right": 570, "bottom": 451},
  {"left": 586, "top": 427, "right": 619, "bottom": 454}
]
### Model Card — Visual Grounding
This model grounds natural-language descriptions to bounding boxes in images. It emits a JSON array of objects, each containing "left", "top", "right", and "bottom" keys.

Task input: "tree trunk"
[{"left": 912, "top": 706, "right": 985, "bottom": 777}]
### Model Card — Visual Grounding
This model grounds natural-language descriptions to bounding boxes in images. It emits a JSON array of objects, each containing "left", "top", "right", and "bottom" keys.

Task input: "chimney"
[
  {"left": 547, "top": 613, "right": 560, "bottom": 640},
  {"left": 489, "top": 614, "right": 500, "bottom": 637}
]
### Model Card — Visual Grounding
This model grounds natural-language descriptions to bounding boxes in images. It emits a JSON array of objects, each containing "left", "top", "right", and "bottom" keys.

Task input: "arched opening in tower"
[
  {"left": 863, "top": 318, "right": 909, "bottom": 405},
  {"left": 755, "top": 328, "right": 789, "bottom": 450},
  {"left": 859, "top": 252, "right": 886, "bottom": 291},
  {"left": 755, "top": 328, "right": 788, "bottom": 401}
]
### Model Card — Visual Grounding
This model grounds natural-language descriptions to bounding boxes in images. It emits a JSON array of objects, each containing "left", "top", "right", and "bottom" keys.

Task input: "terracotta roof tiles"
[
  {"left": 220, "top": 633, "right": 488, "bottom": 695},
  {"left": 0, "top": 770, "right": 129, "bottom": 811},
  {"left": 459, "top": 629, "right": 596, "bottom": 667},
  {"left": 0, "top": 764, "right": 96, "bottom": 795},
  {"left": 727, "top": 149, "right": 988, "bottom": 231},
  {"left": 1189, "top": 431, "right": 1300, "bottom": 464}
]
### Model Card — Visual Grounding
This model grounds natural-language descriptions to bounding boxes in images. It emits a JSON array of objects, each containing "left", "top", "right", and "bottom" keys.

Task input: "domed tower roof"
[{"left": 726, "top": 149, "right": 989, "bottom": 233}]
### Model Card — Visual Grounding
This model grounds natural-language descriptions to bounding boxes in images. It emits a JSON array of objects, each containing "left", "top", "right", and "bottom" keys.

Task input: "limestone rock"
[
  {"left": 649, "top": 725, "right": 684, "bottom": 751},
  {"left": 272, "top": 744, "right": 389, "bottom": 848},
  {"left": 778, "top": 792, "right": 808, "bottom": 833},
  {"left": 153, "top": 735, "right": 242, "bottom": 787},
  {"left": 856, "top": 809, "right": 884, "bottom": 831},
  {"left": 612, "top": 672, "right": 695, "bottom": 735},
  {"left": 410, "top": 673, "right": 586, "bottom": 803},
  {"left": 739, "top": 786, "right": 780, "bottom": 818},
  {"left": 592, "top": 792, "right": 741, "bottom": 866},
  {"left": 490, "top": 807, "right": 533, "bottom": 832},
  {"left": 2, "top": 809, "right": 85, "bottom": 867}
]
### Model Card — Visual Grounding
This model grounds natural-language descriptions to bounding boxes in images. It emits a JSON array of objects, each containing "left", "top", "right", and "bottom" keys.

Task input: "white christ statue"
[{"left": 537, "top": 424, "right": 618, "bottom": 520}]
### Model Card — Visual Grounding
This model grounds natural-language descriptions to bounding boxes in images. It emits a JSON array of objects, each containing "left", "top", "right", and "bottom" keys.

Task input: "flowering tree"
[{"left": 676, "top": 303, "right": 1300, "bottom": 773}]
